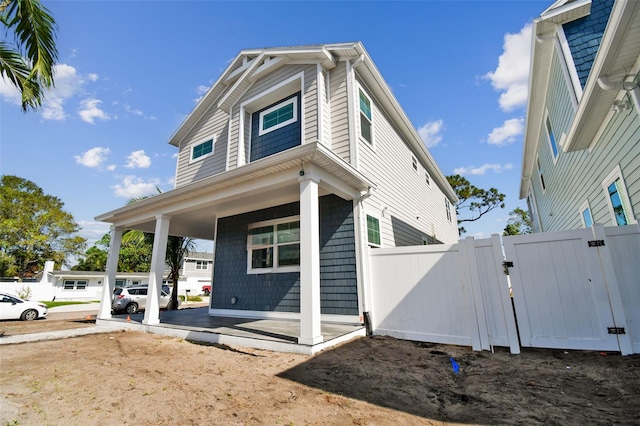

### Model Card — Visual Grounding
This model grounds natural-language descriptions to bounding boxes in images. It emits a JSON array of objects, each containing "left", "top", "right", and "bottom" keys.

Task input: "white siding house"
[
  {"left": 95, "top": 42, "right": 458, "bottom": 346},
  {"left": 521, "top": 0, "right": 640, "bottom": 232}
]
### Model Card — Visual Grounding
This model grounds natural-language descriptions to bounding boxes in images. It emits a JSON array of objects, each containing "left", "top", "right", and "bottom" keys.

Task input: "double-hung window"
[
  {"left": 191, "top": 138, "right": 214, "bottom": 163},
  {"left": 359, "top": 89, "right": 373, "bottom": 144},
  {"left": 445, "top": 198, "right": 452, "bottom": 223},
  {"left": 602, "top": 166, "right": 634, "bottom": 226},
  {"left": 537, "top": 156, "right": 546, "bottom": 191},
  {"left": 366, "top": 214, "right": 381, "bottom": 247},
  {"left": 258, "top": 97, "right": 297, "bottom": 136},
  {"left": 546, "top": 116, "right": 559, "bottom": 160},
  {"left": 63, "top": 280, "right": 88, "bottom": 290},
  {"left": 247, "top": 217, "right": 300, "bottom": 273},
  {"left": 195, "top": 260, "right": 208, "bottom": 270}
]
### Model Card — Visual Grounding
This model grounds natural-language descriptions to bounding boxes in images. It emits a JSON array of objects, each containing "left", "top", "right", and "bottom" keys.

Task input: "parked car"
[
  {"left": 112, "top": 286, "right": 179, "bottom": 314},
  {"left": 0, "top": 292, "right": 48, "bottom": 321}
]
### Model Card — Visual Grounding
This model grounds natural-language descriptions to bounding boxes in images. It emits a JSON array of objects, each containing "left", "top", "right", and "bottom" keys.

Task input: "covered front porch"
[
  {"left": 95, "top": 142, "right": 375, "bottom": 350},
  {"left": 96, "top": 307, "right": 366, "bottom": 355}
]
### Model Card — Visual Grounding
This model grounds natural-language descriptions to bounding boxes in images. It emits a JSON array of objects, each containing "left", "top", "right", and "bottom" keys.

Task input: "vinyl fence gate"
[{"left": 368, "top": 224, "right": 640, "bottom": 355}]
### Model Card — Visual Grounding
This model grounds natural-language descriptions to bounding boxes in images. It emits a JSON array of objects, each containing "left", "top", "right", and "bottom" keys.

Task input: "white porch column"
[
  {"left": 298, "top": 174, "right": 323, "bottom": 345},
  {"left": 98, "top": 226, "right": 123, "bottom": 319},
  {"left": 143, "top": 215, "right": 171, "bottom": 325}
]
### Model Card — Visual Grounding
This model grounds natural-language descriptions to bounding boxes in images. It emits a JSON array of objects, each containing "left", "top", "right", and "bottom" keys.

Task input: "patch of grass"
[
  {"left": 178, "top": 295, "right": 203, "bottom": 302},
  {"left": 40, "top": 301, "right": 93, "bottom": 309}
]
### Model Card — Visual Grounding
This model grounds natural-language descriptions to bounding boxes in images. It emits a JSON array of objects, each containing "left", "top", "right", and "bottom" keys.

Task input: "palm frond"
[{"left": 0, "top": 40, "right": 42, "bottom": 110}]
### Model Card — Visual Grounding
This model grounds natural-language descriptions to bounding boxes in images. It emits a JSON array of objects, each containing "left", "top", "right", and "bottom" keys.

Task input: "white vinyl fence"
[{"left": 369, "top": 224, "right": 640, "bottom": 355}]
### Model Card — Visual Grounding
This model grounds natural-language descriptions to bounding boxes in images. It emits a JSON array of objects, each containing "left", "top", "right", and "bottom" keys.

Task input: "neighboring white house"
[
  {"left": 95, "top": 42, "right": 459, "bottom": 345},
  {"left": 0, "top": 255, "right": 214, "bottom": 302},
  {"left": 521, "top": 0, "right": 640, "bottom": 232}
]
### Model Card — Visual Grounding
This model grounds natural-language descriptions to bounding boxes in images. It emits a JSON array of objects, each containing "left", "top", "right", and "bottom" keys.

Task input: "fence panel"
[
  {"left": 504, "top": 229, "right": 620, "bottom": 351},
  {"left": 604, "top": 225, "right": 640, "bottom": 353},
  {"left": 369, "top": 244, "right": 478, "bottom": 348}
]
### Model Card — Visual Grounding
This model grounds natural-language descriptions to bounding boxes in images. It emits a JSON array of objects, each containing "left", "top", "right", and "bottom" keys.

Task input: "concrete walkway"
[{"left": 0, "top": 325, "right": 125, "bottom": 345}]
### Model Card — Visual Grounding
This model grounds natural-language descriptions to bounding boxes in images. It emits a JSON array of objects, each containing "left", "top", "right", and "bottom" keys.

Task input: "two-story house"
[
  {"left": 521, "top": 0, "right": 640, "bottom": 232},
  {"left": 96, "top": 42, "right": 458, "bottom": 345}
]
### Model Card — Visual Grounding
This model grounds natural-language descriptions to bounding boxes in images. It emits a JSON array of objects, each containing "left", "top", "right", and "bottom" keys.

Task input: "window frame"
[
  {"left": 247, "top": 216, "right": 301, "bottom": 274},
  {"left": 445, "top": 198, "right": 452, "bottom": 223},
  {"left": 358, "top": 88, "right": 374, "bottom": 146},
  {"left": 545, "top": 113, "right": 559, "bottom": 162},
  {"left": 602, "top": 165, "right": 635, "bottom": 226},
  {"left": 190, "top": 137, "right": 215, "bottom": 164},
  {"left": 425, "top": 170, "right": 431, "bottom": 187},
  {"left": 579, "top": 200, "right": 593, "bottom": 228},
  {"left": 195, "top": 260, "right": 208, "bottom": 270},
  {"left": 258, "top": 96, "right": 298, "bottom": 136},
  {"left": 63, "top": 279, "right": 88, "bottom": 290},
  {"left": 412, "top": 155, "right": 418, "bottom": 172},
  {"left": 366, "top": 213, "right": 381, "bottom": 247},
  {"left": 537, "top": 155, "right": 546, "bottom": 193}
]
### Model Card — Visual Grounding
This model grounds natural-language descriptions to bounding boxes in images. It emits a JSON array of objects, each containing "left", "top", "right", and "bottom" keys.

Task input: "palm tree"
[
  {"left": 125, "top": 189, "right": 195, "bottom": 310},
  {"left": 1, "top": 0, "right": 58, "bottom": 111}
]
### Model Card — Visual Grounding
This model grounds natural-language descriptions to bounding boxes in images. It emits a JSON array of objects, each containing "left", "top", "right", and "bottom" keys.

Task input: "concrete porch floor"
[{"left": 96, "top": 307, "right": 366, "bottom": 355}]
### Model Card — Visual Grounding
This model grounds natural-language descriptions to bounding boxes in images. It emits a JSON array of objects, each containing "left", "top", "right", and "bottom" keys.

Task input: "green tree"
[
  {"left": 73, "top": 231, "right": 153, "bottom": 272},
  {"left": 503, "top": 207, "right": 532, "bottom": 236},
  {"left": 1, "top": 0, "right": 58, "bottom": 111},
  {"left": 0, "top": 175, "right": 86, "bottom": 276},
  {"left": 446, "top": 174, "right": 506, "bottom": 234}
]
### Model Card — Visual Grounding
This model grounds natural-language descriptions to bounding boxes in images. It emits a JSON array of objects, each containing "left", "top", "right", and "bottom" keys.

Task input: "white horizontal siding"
[
  {"left": 175, "top": 109, "right": 229, "bottom": 187},
  {"left": 531, "top": 46, "right": 640, "bottom": 231},
  {"left": 329, "top": 62, "right": 350, "bottom": 162},
  {"left": 356, "top": 79, "right": 458, "bottom": 245}
]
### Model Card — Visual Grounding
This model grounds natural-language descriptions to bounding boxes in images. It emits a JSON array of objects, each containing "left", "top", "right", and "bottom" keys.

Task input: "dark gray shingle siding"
[{"left": 562, "top": 0, "right": 614, "bottom": 88}]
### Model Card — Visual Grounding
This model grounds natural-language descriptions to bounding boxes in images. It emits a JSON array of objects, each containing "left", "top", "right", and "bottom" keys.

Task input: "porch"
[{"left": 96, "top": 307, "right": 366, "bottom": 355}]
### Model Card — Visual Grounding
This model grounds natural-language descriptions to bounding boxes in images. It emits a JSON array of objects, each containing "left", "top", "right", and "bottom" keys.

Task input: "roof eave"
[{"left": 564, "top": 0, "right": 640, "bottom": 151}]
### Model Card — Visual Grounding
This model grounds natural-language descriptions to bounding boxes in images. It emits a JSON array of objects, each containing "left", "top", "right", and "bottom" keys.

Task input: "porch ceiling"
[{"left": 95, "top": 142, "right": 375, "bottom": 239}]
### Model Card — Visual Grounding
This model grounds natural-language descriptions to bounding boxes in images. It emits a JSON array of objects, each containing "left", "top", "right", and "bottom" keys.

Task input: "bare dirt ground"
[{"left": 1, "top": 318, "right": 639, "bottom": 426}]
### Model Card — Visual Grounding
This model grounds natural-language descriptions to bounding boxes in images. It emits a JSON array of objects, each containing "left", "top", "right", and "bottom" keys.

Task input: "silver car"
[
  {"left": 0, "top": 292, "right": 48, "bottom": 321},
  {"left": 112, "top": 286, "right": 177, "bottom": 314}
]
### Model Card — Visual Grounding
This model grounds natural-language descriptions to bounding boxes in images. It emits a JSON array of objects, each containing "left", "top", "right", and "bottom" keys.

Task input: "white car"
[
  {"left": 112, "top": 286, "right": 178, "bottom": 314},
  {"left": 0, "top": 292, "right": 48, "bottom": 321}
]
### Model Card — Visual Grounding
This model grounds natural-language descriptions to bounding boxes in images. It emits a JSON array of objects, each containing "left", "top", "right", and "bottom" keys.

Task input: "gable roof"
[
  {"left": 520, "top": 0, "right": 640, "bottom": 198},
  {"left": 167, "top": 42, "right": 457, "bottom": 203}
]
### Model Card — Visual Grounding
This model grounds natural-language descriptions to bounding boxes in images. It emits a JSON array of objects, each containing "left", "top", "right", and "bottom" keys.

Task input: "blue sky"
[{"left": 0, "top": 0, "right": 546, "bottom": 255}]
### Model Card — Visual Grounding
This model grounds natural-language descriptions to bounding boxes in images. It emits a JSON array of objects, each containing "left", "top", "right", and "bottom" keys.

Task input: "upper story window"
[
  {"left": 545, "top": 116, "right": 559, "bottom": 160},
  {"left": 247, "top": 216, "right": 300, "bottom": 274},
  {"left": 445, "top": 198, "right": 452, "bottom": 223},
  {"left": 258, "top": 97, "right": 298, "bottom": 136},
  {"left": 580, "top": 201, "right": 593, "bottom": 228},
  {"left": 537, "top": 156, "right": 546, "bottom": 192},
  {"left": 359, "top": 89, "right": 373, "bottom": 144},
  {"left": 191, "top": 138, "right": 214, "bottom": 163},
  {"left": 366, "top": 214, "right": 381, "bottom": 247},
  {"left": 195, "top": 260, "right": 208, "bottom": 270},
  {"left": 602, "top": 166, "right": 634, "bottom": 226},
  {"left": 412, "top": 155, "right": 418, "bottom": 172},
  {"left": 425, "top": 171, "right": 431, "bottom": 187}
]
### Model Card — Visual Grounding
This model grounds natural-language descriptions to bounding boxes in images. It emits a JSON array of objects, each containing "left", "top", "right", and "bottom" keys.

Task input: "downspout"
[
  {"left": 597, "top": 75, "right": 640, "bottom": 113},
  {"left": 356, "top": 187, "right": 373, "bottom": 335}
]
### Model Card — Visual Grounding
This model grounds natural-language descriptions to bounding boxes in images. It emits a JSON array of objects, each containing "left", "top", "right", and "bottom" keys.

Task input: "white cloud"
[
  {"left": 125, "top": 150, "right": 151, "bottom": 169},
  {"left": 484, "top": 23, "right": 532, "bottom": 112},
  {"left": 78, "top": 98, "right": 110, "bottom": 124},
  {"left": 112, "top": 175, "right": 160, "bottom": 198},
  {"left": 0, "top": 63, "right": 87, "bottom": 120},
  {"left": 124, "top": 103, "right": 143, "bottom": 116},
  {"left": 454, "top": 163, "right": 513, "bottom": 176},
  {"left": 87, "top": 73, "right": 99, "bottom": 82},
  {"left": 106, "top": 164, "right": 117, "bottom": 171},
  {"left": 74, "top": 147, "right": 111, "bottom": 168},
  {"left": 418, "top": 119, "right": 444, "bottom": 148},
  {"left": 487, "top": 118, "right": 525, "bottom": 146},
  {"left": 77, "top": 220, "right": 111, "bottom": 246}
]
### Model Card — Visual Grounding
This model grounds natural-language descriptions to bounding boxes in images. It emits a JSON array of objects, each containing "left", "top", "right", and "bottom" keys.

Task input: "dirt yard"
[{"left": 1, "top": 318, "right": 639, "bottom": 425}]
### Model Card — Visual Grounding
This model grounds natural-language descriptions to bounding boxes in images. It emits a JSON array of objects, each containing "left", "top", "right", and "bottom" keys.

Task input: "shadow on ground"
[{"left": 277, "top": 335, "right": 640, "bottom": 424}]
